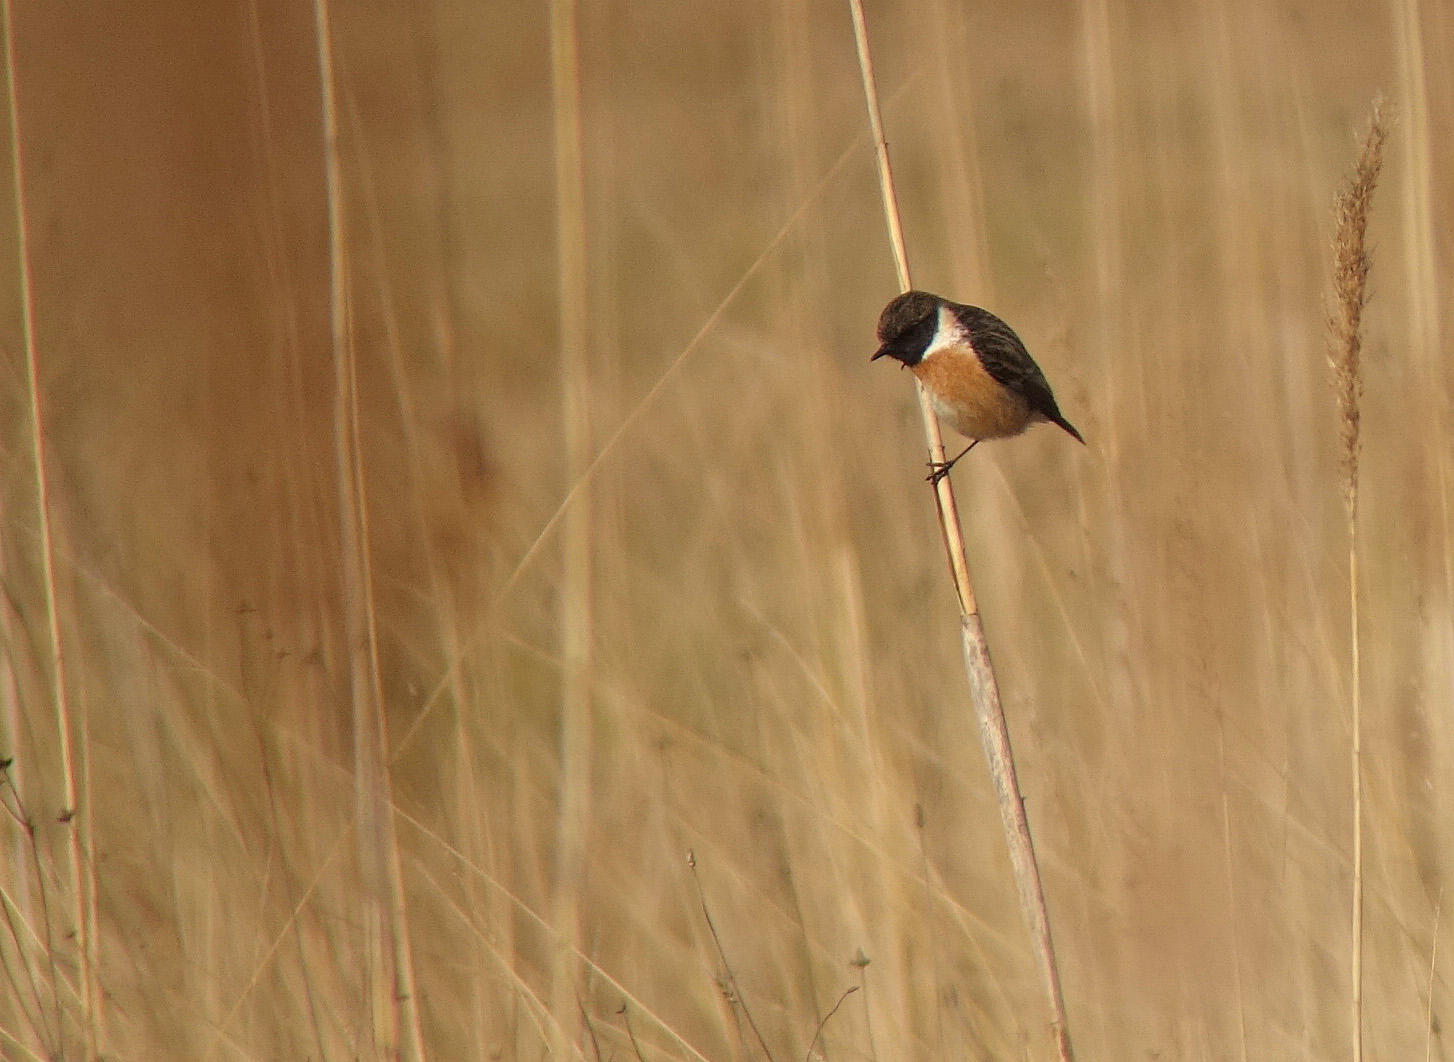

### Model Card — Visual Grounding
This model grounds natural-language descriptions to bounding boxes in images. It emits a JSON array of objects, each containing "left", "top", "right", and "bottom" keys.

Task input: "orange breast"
[{"left": 911, "top": 343, "right": 1034, "bottom": 440}]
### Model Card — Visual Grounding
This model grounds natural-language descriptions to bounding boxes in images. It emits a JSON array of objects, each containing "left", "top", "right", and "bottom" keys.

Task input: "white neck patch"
[{"left": 920, "top": 304, "right": 964, "bottom": 361}]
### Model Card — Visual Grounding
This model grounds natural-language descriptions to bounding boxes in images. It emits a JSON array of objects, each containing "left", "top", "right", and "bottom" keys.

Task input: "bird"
[{"left": 871, "top": 290, "right": 1084, "bottom": 483}]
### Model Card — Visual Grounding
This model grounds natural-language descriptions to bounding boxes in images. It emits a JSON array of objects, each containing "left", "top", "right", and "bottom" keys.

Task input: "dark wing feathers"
[{"left": 956, "top": 303, "right": 1073, "bottom": 426}]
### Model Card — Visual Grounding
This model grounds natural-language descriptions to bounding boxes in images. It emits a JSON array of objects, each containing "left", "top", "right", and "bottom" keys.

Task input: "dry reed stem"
[
  {"left": 1426, "top": 893, "right": 1441, "bottom": 1062},
  {"left": 1328, "top": 97, "right": 1386, "bottom": 1062},
  {"left": 851, "top": 950, "right": 876, "bottom": 1062},
  {"left": 0, "top": 4, "right": 98, "bottom": 1058},
  {"left": 687, "top": 850, "right": 776, "bottom": 1062},
  {"left": 549, "top": 0, "right": 594, "bottom": 1055},
  {"left": 1392, "top": 0, "right": 1447, "bottom": 606},
  {"left": 805, "top": 985, "right": 858, "bottom": 1062},
  {"left": 310, "top": 2, "right": 427, "bottom": 1058},
  {"left": 847, "top": 4, "right": 1073, "bottom": 1060},
  {"left": 1215, "top": 720, "right": 1250, "bottom": 1062}
]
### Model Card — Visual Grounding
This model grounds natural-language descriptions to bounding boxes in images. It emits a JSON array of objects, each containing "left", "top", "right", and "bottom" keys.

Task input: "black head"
[{"left": 871, "top": 290, "right": 942, "bottom": 366}]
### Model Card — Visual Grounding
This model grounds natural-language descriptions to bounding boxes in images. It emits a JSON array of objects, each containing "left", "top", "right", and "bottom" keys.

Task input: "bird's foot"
[
  {"left": 925, "top": 441, "right": 978, "bottom": 485},
  {"left": 925, "top": 460, "right": 956, "bottom": 486}
]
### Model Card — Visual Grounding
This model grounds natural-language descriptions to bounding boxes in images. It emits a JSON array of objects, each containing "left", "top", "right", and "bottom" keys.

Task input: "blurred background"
[{"left": 0, "top": 0, "right": 1448, "bottom": 1058}]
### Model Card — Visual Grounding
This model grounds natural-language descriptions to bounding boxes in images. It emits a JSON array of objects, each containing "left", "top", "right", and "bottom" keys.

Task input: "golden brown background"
[{"left": 0, "top": 0, "right": 1448, "bottom": 1059}]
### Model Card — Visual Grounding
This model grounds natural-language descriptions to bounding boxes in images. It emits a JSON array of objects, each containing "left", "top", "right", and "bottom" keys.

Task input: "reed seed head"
[{"left": 1328, "top": 98, "right": 1388, "bottom": 519}]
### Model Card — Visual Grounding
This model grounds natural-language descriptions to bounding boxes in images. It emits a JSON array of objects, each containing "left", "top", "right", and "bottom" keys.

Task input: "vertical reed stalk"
[
  {"left": 1328, "top": 98, "right": 1386, "bottom": 1062},
  {"left": 1425, "top": 895, "right": 1441, "bottom": 1062},
  {"left": 549, "top": 0, "right": 593, "bottom": 1053},
  {"left": 1, "top": 5, "right": 98, "bottom": 1057},
  {"left": 1393, "top": 0, "right": 1447, "bottom": 619},
  {"left": 310, "top": 3, "right": 427, "bottom": 1058},
  {"left": 847, "top": 5, "right": 1074, "bottom": 1059}
]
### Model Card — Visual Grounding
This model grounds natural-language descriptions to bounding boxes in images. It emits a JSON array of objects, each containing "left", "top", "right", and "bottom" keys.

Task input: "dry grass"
[
  {"left": 0, "top": 3, "right": 1448, "bottom": 1061},
  {"left": 1328, "top": 98, "right": 1388, "bottom": 1062}
]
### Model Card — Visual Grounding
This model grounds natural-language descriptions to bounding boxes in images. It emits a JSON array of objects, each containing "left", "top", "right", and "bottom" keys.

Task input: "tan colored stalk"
[
  {"left": 1393, "top": 0, "right": 1445, "bottom": 605},
  {"left": 847, "top": 4, "right": 1074, "bottom": 1059},
  {"left": 1425, "top": 895, "right": 1441, "bottom": 1062},
  {"left": 1216, "top": 722, "right": 1250, "bottom": 1062},
  {"left": 0, "top": 4, "right": 99, "bottom": 1057},
  {"left": 1328, "top": 98, "right": 1385, "bottom": 1062},
  {"left": 310, "top": 3, "right": 427, "bottom": 1058},
  {"left": 548, "top": 0, "right": 593, "bottom": 1054}
]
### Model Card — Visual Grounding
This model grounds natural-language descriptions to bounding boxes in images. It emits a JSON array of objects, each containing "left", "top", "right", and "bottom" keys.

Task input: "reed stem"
[
  {"left": 1, "top": 5, "right": 99, "bottom": 1057},
  {"left": 1327, "top": 97, "right": 1386, "bottom": 1062},
  {"left": 847, "top": 5, "right": 1074, "bottom": 1058}
]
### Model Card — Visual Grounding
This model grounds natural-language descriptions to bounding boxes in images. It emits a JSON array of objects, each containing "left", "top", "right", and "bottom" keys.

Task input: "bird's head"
[{"left": 871, "top": 290, "right": 941, "bottom": 366}]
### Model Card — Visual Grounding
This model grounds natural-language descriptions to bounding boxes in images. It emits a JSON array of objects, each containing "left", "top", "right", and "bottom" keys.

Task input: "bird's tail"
[{"left": 1054, "top": 415, "right": 1086, "bottom": 445}]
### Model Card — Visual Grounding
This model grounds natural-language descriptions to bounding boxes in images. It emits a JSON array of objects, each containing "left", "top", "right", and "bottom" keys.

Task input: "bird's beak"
[{"left": 870, "top": 345, "right": 889, "bottom": 362}]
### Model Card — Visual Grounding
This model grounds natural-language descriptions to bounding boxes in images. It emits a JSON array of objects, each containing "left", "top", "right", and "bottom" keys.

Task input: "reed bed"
[{"left": 0, "top": 3, "right": 1447, "bottom": 1060}]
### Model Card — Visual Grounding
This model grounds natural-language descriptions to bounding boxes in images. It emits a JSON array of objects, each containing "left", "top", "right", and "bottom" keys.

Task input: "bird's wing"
[{"left": 960, "top": 308, "right": 1065, "bottom": 421}]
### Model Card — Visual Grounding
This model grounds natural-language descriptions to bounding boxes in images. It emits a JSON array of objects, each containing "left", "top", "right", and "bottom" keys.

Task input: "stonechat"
[{"left": 872, "top": 290, "right": 1084, "bottom": 482}]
